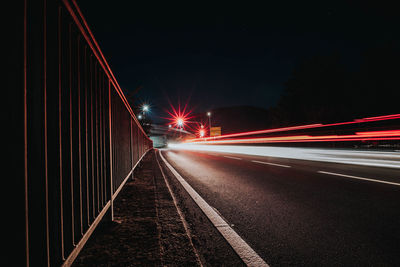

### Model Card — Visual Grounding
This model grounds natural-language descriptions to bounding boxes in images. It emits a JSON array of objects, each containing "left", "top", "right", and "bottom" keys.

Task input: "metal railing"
[{"left": 7, "top": 1, "right": 152, "bottom": 266}]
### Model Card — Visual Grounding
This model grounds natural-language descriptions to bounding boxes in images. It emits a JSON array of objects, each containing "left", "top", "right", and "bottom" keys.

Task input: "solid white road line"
[
  {"left": 223, "top": 156, "right": 242, "bottom": 160},
  {"left": 251, "top": 160, "right": 291, "bottom": 168},
  {"left": 317, "top": 171, "right": 400, "bottom": 186},
  {"left": 159, "top": 151, "right": 269, "bottom": 267}
]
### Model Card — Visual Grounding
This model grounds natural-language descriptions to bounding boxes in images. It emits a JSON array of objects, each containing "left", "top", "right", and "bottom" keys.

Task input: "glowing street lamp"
[
  {"left": 142, "top": 104, "right": 149, "bottom": 112},
  {"left": 207, "top": 111, "right": 212, "bottom": 136}
]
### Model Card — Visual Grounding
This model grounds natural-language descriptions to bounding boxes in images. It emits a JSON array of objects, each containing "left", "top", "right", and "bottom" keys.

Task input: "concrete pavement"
[{"left": 72, "top": 149, "right": 243, "bottom": 266}]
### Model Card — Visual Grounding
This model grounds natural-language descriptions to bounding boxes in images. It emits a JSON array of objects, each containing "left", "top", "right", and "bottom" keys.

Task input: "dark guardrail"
[{"left": 6, "top": 1, "right": 152, "bottom": 266}]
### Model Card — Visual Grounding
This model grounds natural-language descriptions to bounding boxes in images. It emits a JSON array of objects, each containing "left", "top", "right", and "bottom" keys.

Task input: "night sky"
[{"left": 78, "top": 1, "right": 398, "bottom": 123}]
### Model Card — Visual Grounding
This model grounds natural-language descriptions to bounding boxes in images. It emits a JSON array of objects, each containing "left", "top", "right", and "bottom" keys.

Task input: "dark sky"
[{"left": 78, "top": 1, "right": 398, "bottom": 123}]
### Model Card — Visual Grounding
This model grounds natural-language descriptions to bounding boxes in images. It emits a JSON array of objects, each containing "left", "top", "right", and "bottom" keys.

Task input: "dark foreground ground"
[{"left": 72, "top": 150, "right": 243, "bottom": 266}]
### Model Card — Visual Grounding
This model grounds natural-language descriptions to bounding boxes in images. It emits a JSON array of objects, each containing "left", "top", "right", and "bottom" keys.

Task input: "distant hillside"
[{"left": 196, "top": 106, "right": 271, "bottom": 135}]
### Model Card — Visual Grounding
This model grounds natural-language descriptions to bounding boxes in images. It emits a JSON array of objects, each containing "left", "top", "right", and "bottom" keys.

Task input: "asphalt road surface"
[{"left": 160, "top": 148, "right": 400, "bottom": 266}]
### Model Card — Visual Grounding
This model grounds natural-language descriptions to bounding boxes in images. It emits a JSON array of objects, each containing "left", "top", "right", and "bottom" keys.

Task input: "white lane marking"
[
  {"left": 223, "top": 156, "right": 242, "bottom": 160},
  {"left": 317, "top": 171, "right": 400, "bottom": 186},
  {"left": 251, "top": 160, "right": 291, "bottom": 168},
  {"left": 159, "top": 151, "right": 269, "bottom": 267}
]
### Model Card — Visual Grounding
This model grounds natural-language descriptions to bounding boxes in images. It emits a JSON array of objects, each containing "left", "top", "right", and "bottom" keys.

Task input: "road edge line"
[
  {"left": 158, "top": 150, "right": 269, "bottom": 267},
  {"left": 155, "top": 150, "right": 203, "bottom": 267}
]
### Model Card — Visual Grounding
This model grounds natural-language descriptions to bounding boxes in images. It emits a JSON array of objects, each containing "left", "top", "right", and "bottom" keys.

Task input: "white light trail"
[{"left": 167, "top": 143, "right": 400, "bottom": 169}]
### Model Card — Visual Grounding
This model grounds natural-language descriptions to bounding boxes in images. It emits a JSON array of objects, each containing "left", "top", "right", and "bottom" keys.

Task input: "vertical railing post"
[{"left": 107, "top": 80, "right": 114, "bottom": 221}]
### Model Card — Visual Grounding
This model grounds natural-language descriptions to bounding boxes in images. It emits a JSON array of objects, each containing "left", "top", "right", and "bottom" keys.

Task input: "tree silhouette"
[
  {"left": 277, "top": 53, "right": 351, "bottom": 124},
  {"left": 275, "top": 43, "right": 400, "bottom": 126},
  {"left": 355, "top": 42, "right": 400, "bottom": 118}
]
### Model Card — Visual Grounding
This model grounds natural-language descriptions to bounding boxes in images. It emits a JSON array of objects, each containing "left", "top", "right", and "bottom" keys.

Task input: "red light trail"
[
  {"left": 185, "top": 114, "right": 400, "bottom": 145},
  {"left": 184, "top": 132, "right": 400, "bottom": 145}
]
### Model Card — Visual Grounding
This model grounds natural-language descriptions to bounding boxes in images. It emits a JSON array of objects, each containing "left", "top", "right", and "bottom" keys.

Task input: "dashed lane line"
[
  {"left": 223, "top": 156, "right": 242, "bottom": 160},
  {"left": 251, "top": 160, "right": 291, "bottom": 168},
  {"left": 317, "top": 171, "right": 400, "bottom": 186}
]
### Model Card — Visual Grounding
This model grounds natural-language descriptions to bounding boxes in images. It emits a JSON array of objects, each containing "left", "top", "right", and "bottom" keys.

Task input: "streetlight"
[
  {"left": 139, "top": 104, "right": 150, "bottom": 121},
  {"left": 142, "top": 104, "right": 149, "bottom": 112},
  {"left": 207, "top": 112, "right": 212, "bottom": 136}
]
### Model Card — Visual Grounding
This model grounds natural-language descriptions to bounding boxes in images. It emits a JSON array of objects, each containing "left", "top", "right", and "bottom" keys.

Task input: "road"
[{"left": 159, "top": 147, "right": 400, "bottom": 266}]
